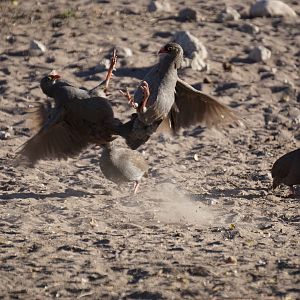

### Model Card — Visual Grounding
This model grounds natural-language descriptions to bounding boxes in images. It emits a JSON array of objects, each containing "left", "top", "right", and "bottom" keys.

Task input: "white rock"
[
  {"left": 217, "top": 7, "right": 241, "bottom": 22},
  {"left": 250, "top": 0, "right": 297, "bottom": 18},
  {"left": 115, "top": 46, "right": 133, "bottom": 58},
  {"left": 190, "top": 52, "right": 207, "bottom": 71},
  {"left": 174, "top": 31, "right": 207, "bottom": 59},
  {"left": 148, "top": 0, "right": 172, "bottom": 13},
  {"left": 289, "top": 108, "right": 300, "bottom": 124},
  {"left": 94, "top": 58, "right": 111, "bottom": 72},
  {"left": 29, "top": 40, "right": 47, "bottom": 53},
  {"left": 173, "top": 31, "right": 208, "bottom": 71},
  {"left": 248, "top": 46, "right": 272, "bottom": 62}
]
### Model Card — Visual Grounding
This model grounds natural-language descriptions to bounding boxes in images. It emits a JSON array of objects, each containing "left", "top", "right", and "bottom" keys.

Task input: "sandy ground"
[{"left": 0, "top": 0, "right": 300, "bottom": 299}]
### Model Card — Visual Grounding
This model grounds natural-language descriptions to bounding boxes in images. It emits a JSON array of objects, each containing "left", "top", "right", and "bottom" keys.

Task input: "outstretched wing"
[
  {"left": 24, "top": 100, "right": 53, "bottom": 132},
  {"left": 170, "top": 78, "right": 238, "bottom": 132},
  {"left": 17, "top": 107, "right": 88, "bottom": 166}
]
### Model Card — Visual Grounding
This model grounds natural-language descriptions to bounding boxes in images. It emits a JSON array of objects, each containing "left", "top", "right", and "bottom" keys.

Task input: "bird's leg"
[
  {"left": 119, "top": 80, "right": 150, "bottom": 112},
  {"left": 138, "top": 81, "right": 150, "bottom": 113},
  {"left": 133, "top": 181, "right": 140, "bottom": 194},
  {"left": 119, "top": 89, "right": 138, "bottom": 109},
  {"left": 103, "top": 48, "right": 117, "bottom": 95}
]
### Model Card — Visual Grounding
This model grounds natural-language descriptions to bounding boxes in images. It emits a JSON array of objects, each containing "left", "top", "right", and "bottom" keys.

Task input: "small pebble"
[
  {"left": 0, "top": 131, "right": 11, "bottom": 140},
  {"left": 216, "top": 7, "right": 240, "bottom": 22},
  {"left": 224, "top": 256, "right": 238, "bottom": 264},
  {"left": 29, "top": 40, "right": 47, "bottom": 56},
  {"left": 239, "top": 23, "right": 260, "bottom": 34},
  {"left": 148, "top": 0, "right": 172, "bottom": 13}
]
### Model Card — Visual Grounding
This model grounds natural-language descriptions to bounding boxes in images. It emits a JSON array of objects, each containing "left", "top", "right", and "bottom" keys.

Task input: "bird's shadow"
[{"left": 0, "top": 188, "right": 94, "bottom": 201}]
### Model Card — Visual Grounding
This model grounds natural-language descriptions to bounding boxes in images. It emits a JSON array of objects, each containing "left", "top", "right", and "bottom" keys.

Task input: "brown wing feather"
[
  {"left": 17, "top": 121, "right": 89, "bottom": 166},
  {"left": 25, "top": 101, "right": 53, "bottom": 132},
  {"left": 171, "top": 78, "right": 237, "bottom": 132},
  {"left": 17, "top": 106, "right": 89, "bottom": 166}
]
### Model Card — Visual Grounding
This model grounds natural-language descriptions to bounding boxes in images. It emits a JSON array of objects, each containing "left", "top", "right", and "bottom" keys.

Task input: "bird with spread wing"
[
  {"left": 17, "top": 50, "right": 121, "bottom": 166},
  {"left": 119, "top": 42, "right": 238, "bottom": 150}
]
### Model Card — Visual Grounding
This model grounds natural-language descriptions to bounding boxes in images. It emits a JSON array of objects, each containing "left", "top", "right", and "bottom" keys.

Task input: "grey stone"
[
  {"left": 239, "top": 23, "right": 260, "bottom": 34},
  {"left": 6, "top": 35, "right": 16, "bottom": 44},
  {"left": 148, "top": 0, "right": 172, "bottom": 13},
  {"left": 217, "top": 7, "right": 241, "bottom": 22},
  {"left": 178, "top": 7, "right": 197, "bottom": 22},
  {"left": 248, "top": 46, "right": 271, "bottom": 62},
  {"left": 250, "top": 0, "right": 297, "bottom": 18}
]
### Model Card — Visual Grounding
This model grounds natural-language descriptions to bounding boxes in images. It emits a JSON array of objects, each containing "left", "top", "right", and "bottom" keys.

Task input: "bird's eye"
[{"left": 47, "top": 76, "right": 52, "bottom": 80}]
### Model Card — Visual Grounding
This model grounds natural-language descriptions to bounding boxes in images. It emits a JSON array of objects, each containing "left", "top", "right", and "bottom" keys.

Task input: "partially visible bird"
[
  {"left": 120, "top": 42, "right": 238, "bottom": 150},
  {"left": 17, "top": 51, "right": 121, "bottom": 166},
  {"left": 99, "top": 142, "right": 148, "bottom": 194},
  {"left": 271, "top": 148, "right": 300, "bottom": 196}
]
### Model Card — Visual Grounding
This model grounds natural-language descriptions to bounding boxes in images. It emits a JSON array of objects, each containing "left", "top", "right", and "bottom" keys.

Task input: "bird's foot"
[
  {"left": 138, "top": 81, "right": 150, "bottom": 113},
  {"left": 119, "top": 89, "right": 139, "bottom": 109},
  {"left": 104, "top": 48, "right": 117, "bottom": 95}
]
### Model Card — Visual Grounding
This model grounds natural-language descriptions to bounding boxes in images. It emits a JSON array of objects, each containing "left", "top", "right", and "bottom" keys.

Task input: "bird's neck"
[
  {"left": 159, "top": 54, "right": 182, "bottom": 71},
  {"left": 51, "top": 81, "right": 78, "bottom": 105},
  {"left": 44, "top": 81, "right": 69, "bottom": 101}
]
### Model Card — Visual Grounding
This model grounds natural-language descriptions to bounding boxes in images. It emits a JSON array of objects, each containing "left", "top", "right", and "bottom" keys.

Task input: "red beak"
[
  {"left": 158, "top": 47, "right": 167, "bottom": 54},
  {"left": 52, "top": 74, "right": 60, "bottom": 80}
]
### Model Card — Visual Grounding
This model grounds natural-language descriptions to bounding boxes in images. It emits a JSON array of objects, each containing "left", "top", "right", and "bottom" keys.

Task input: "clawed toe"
[
  {"left": 138, "top": 80, "right": 150, "bottom": 113},
  {"left": 120, "top": 80, "right": 150, "bottom": 113},
  {"left": 119, "top": 89, "right": 138, "bottom": 109}
]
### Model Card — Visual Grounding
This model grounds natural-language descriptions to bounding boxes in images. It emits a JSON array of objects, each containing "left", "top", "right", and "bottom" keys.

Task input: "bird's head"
[
  {"left": 158, "top": 42, "right": 183, "bottom": 68},
  {"left": 158, "top": 42, "right": 183, "bottom": 56},
  {"left": 40, "top": 71, "right": 61, "bottom": 97}
]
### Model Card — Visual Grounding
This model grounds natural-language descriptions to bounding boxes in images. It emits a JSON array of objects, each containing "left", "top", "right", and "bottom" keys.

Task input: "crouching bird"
[
  {"left": 119, "top": 42, "right": 238, "bottom": 150},
  {"left": 17, "top": 52, "right": 122, "bottom": 166},
  {"left": 271, "top": 148, "right": 300, "bottom": 197},
  {"left": 99, "top": 142, "right": 148, "bottom": 194}
]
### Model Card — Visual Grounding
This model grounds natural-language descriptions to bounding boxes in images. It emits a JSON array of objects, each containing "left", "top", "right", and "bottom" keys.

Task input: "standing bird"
[
  {"left": 99, "top": 142, "right": 148, "bottom": 194},
  {"left": 17, "top": 52, "right": 121, "bottom": 166},
  {"left": 120, "top": 42, "right": 237, "bottom": 150},
  {"left": 271, "top": 148, "right": 300, "bottom": 196}
]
